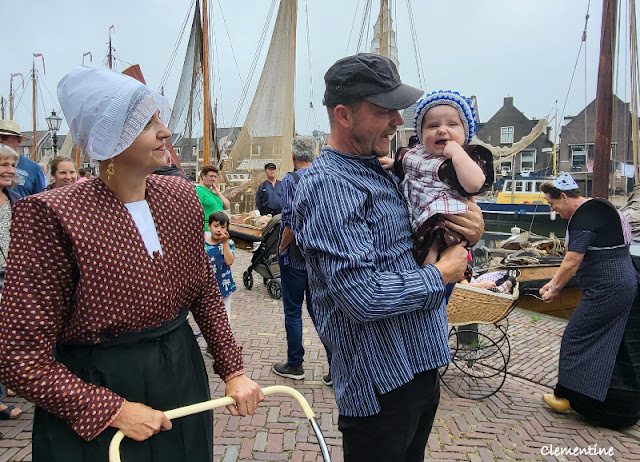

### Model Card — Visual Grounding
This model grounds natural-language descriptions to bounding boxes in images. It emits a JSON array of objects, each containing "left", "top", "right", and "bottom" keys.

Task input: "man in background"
[
  {"left": 255, "top": 162, "right": 282, "bottom": 216},
  {"left": 272, "top": 135, "right": 332, "bottom": 386}
]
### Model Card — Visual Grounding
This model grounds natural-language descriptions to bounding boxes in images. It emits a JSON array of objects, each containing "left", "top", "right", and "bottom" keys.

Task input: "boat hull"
[
  {"left": 228, "top": 223, "right": 262, "bottom": 250},
  {"left": 506, "top": 264, "right": 581, "bottom": 319}
]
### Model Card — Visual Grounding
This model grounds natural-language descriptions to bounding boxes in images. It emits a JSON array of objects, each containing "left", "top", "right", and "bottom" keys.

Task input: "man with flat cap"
[
  {"left": 292, "top": 54, "right": 484, "bottom": 461},
  {"left": 0, "top": 120, "right": 46, "bottom": 198},
  {"left": 255, "top": 162, "right": 282, "bottom": 216}
]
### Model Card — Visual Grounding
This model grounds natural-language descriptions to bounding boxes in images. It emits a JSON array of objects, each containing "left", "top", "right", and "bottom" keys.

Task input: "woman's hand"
[
  {"left": 539, "top": 281, "right": 558, "bottom": 303},
  {"left": 110, "top": 401, "right": 172, "bottom": 441},
  {"left": 443, "top": 198, "right": 485, "bottom": 246},
  {"left": 225, "top": 374, "right": 264, "bottom": 417}
]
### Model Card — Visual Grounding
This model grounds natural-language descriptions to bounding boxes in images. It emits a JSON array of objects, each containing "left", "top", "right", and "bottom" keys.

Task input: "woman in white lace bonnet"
[{"left": 0, "top": 67, "right": 263, "bottom": 462}]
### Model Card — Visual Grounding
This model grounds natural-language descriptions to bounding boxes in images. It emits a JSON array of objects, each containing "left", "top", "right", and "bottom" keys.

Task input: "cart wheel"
[
  {"left": 243, "top": 271, "right": 254, "bottom": 290},
  {"left": 439, "top": 328, "right": 507, "bottom": 400},
  {"left": 267, "top": 279, "right": 282, "bottom": 299}
]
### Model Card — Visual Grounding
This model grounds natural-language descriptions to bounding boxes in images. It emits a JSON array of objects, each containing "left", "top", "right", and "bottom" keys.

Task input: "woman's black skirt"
[
  {"left": 555, "top": 292, "right": 640, "bottom": 429},
  {"left": 32, "top": 313, "right": 213, "bottom": 462}
]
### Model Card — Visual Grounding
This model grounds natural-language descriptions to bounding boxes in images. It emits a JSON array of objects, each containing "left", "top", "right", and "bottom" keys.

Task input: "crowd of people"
[{"left": 0, "top": 52, "right": 637, "bottom": 462}]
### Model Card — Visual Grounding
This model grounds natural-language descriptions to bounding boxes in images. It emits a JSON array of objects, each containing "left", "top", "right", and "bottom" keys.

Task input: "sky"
[{"left": 1, "top": 0, "right": 635, "bottom": 139}]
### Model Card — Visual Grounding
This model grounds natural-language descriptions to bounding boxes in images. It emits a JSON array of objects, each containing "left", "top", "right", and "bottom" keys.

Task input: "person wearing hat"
[
  {"left": 0, "top": 67, "right": 263, "bottom": 462},
  {"left": 539, "top": 173, "right": 640, "bottom": 429},
  {"left": 255, "top": 162, "right": 282, "bottom": 216},
  {"left": 291, "top": 54, "right": 484, "bottom": 462},
  {"left": 381, "top": 90, "right": 494, "bottom": 266},
  {"left": 0, "top": 119, "right": 46, "bottom": 198}
]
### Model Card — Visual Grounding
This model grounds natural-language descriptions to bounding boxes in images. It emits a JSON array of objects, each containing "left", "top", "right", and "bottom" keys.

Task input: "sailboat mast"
[
  {"left": 108, "top": 26, "right": 115, "bottom": 69},
  {"left": 592, "top": 0, "right": 618, "bottom": 199},
  {"left": 379, "top": 0, "right": 390, "bottom": 58},
  {"left": 9, "top": 78, "right": 13, "bottom": 120},
  {"left": 32, "top": 60, "right": 37, "bottom": 162},
  {"left": 202, "top": 0, "right": 212, "bottom": 166}
]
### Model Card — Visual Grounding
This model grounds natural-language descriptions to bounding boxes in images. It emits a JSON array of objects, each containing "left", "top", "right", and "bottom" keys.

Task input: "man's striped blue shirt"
[{"left": 292, "top": 147, "right": 451, "bottom": 417}]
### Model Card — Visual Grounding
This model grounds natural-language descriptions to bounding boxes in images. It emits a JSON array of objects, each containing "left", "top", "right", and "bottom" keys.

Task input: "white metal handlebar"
[{"left": 108, "top": 385, "right": 324, "bottom": 462}]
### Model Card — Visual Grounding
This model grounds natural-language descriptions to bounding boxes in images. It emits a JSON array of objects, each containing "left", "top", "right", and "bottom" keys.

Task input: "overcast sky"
[{"left": 1, "top": 0, "right": 634, "bottom": 139}]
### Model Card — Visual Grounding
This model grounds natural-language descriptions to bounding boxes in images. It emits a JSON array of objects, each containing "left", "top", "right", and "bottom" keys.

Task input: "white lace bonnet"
[{"left": 57, "top": 66, "right": 170, "bottom": 161}]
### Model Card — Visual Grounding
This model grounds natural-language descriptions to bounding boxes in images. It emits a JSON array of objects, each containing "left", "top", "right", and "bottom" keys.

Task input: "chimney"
[{"left": 504, "top": 96, "right": 514, "bottom": 107}]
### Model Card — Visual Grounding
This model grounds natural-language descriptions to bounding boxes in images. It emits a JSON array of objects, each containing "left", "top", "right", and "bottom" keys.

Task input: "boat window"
[
  {"left": 515, "top": 181, "right": 523, "bottom": 192},
  {"left": 520, "top": 149, "right": 536, "bottom": 172},
  {"left": 525, "top": 182, "right": 534, "bottom": 192},
  {"left": 504, "top": 181, "right": 512, "bottom": 192}
]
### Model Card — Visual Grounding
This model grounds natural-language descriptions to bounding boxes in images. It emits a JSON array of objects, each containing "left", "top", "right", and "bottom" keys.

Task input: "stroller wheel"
[
  {"left": 267, "top": 279, "right": 282, "bottom": 299},
  {"left": 243, "top": 271, "right": 254, "bottom": 290}
]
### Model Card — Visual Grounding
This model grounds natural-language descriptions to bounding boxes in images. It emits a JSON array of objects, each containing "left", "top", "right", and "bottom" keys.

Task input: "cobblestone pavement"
[{"left": 1, "top": 249, "right": 639, "bottom": 461}]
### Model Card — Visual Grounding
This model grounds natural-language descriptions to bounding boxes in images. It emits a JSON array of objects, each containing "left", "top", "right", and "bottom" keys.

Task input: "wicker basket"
[{"left": 446, "top": 282, "right": 519, "bottom": 326}]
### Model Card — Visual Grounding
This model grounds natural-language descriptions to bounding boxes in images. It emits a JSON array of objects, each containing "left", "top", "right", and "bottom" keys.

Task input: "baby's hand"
[
  {"left": 442, "top": 140, "right": 465, "bottom": 159},
  {"left": 221, "top": 231, "right": 230, "bottom": 243},
  {"left": 378, "top": 156, "right": 394, "bottom": 170}
]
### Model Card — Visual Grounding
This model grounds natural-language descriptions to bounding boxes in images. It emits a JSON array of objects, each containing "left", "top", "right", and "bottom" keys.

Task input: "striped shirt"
[
  {"left": 292, "top": 147, "right": 451, "bottom": 417},
  {"left": 278, "top": 168, "right": 309, "bottom": 270}
]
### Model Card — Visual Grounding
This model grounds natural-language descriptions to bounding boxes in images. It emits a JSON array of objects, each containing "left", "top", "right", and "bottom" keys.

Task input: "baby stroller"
[{"left": 242, "top": 214, "right": 282, "bottom": 299}]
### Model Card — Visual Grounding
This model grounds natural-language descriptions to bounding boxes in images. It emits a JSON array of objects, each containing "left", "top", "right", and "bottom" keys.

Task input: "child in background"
[
  {"left": 381, "top": 90, "right": 493, "bottom": 267},
  {"left": 205, "top": 211, "right": 236, "bottom": 318}
]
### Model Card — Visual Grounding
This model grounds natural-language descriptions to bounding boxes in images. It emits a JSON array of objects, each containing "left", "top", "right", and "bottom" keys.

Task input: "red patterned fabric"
[
  {"left": 0, "top": 175, "right": 243, "bottom": 441},
  {"left": 400, "top": 145, "right": 469, "bottom": 232}
]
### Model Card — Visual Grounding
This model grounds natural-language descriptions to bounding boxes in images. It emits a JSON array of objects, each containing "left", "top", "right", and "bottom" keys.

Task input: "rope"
[
  {"left": 355, "top": 0, "right": 372, "bottom": 53},
  {"left": 344, "top": 0, "right": 362, "bottom": 55},
  {"left": 304, "top": 0, "right": 320, "bottom": 130},
  {"left": 214, "top": 0, "right": 243, "bottom": 88},
  {"left": 230, "top": 0, "right": 277, "bottom": 129},
  {"left": 406, "top": 0, "right": 426, "bottom": 90},
  {"left": 559, "top": 1, "right": 591, "bottom": 140},
  {"left": 159, "top": 0, "right": 195, "bottom": 91}
]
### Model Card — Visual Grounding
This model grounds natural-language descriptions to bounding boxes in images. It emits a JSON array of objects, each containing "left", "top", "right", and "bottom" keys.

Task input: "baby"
[{"left": 382, "top": 90, "right": 493, "bottom": 266}]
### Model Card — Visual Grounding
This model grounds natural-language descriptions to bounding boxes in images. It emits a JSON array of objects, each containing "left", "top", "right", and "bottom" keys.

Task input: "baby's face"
[{"left": 421, "top": 105, "right": 466, "bottom": 156}]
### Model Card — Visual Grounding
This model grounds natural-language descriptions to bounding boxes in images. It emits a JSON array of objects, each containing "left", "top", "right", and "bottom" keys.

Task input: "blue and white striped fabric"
[
  {"left": 292, "top": 147, "right": 451, "bottom": 417},
  {"left": 278, "top": 168, "right": 309, "bottom": 271}
]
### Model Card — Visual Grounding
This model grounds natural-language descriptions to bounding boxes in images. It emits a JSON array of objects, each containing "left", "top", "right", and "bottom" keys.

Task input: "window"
[
  {"left": 23, "top": 147, "right": 29, "bottom": 156},
  {"left": 192, "top": 146, "right": 197, "bottom": 156},
  {"left": 500, "top": 159, "right": 512, "bottom": 174},
  {"left": 514, "top": 181, "right": 524, "bottom": 192},
  {"left": 520, "top": 149, "right": 536, "bottom": 172},
  {"left": 504, "top": 180, "right": 512, "bottom": 192},
  {"left": 525, "top": 181, "right": 534, "bottom": 192},
  {"left": 501, "top": 126, "right": 514, "bottom": 144},
  {"left": 175, "top": 147, "right": 181, "bottom": 155},
  {"left": 570, "top": 146, "right": 587, "bottom": 171}
]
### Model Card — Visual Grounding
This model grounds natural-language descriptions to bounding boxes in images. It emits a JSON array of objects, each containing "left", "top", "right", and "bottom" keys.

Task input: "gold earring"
[{"left": 106, "top": 159, "right": 115, "bottom": 180}]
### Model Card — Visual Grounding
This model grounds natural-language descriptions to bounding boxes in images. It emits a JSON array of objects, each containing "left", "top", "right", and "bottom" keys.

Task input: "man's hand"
[
  {"left": 110, "top": 401, "right": 172, "bottom": 442},
  {"left": 378, "top": 156, "right": 394, "bottom": 170},
  {"left": 443, "top": 199, "right": 484, "bottom": 246},
  {"left": 225, "top": 374, "right": 264, "bottom": 417},
  {"left": 433, "top": 244, "right": 468, "bottom": 284}
]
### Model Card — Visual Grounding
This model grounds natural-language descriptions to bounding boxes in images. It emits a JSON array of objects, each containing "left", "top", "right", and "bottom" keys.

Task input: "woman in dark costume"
[
  {"left": 0, "top": 67, "right": 263, "bottom": 462},
  {"left": 539, "top": 173, "right": 640, "bottom": 428}
]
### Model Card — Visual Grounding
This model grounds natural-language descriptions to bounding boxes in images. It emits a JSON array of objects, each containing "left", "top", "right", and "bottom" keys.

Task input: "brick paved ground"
[{"left": 1, "top": 249, "right": 639, "bottom": 461}]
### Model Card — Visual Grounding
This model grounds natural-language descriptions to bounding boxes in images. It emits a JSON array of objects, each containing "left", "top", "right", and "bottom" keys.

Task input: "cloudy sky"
[{"left": 1, "top": 0, "right": 633, "bottom": 138}]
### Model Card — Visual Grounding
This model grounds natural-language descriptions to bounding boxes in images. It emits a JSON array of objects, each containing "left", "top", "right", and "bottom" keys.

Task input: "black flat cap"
[{"left": 323, "top": 53, "right": 423, "bottom": 110}]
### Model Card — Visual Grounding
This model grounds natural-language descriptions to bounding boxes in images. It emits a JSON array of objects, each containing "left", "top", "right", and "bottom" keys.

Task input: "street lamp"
[{"left": 46, "top": 109, "right": 62, "bottom": 157}]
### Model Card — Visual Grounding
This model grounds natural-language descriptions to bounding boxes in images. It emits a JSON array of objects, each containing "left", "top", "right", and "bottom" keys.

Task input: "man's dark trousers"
[
  {"left": 338, "top": 369, "right": 440, "bottom": 462},
  {"left": 278, "top": 256, "right": 332, "bottom": 367}
]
